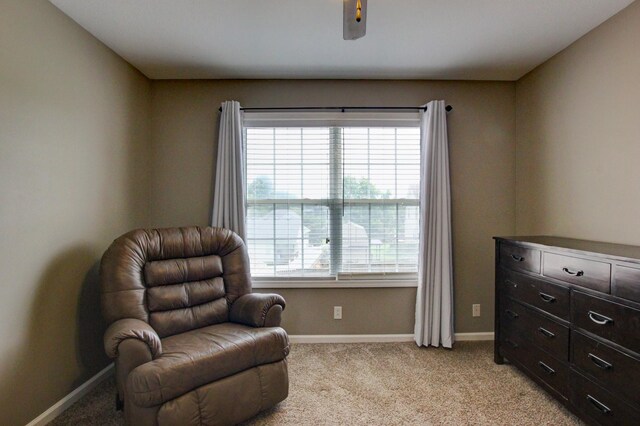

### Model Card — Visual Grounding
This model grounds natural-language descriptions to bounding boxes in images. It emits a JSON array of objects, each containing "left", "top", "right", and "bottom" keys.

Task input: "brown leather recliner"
[{"left": 100, "top": 226, "right": 289, "bottom": 426}]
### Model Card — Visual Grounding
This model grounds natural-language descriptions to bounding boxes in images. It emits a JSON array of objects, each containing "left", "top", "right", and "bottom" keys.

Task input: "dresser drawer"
[
  {"left": 543, "top": 252, "right": 611, "bottom": 292},
  {"left": 613, "top": 265, "right": 640, "bottom": 304},
  {"left": 500, "top": 269, "right": 569, "bottom": 320},
  {"left": 499, "top": 243, "right": 541, "bottom": 274},
  {"left": 501, "top": 298, "right": 569, "bottom": 361},
  {"left": 572, "top": 331, "right": 640, "bottom": 407},
  {"left": 570, "top": 370, "right": 640, "bottom": 426},
  {"left": 501, "top": 328, "right": 568, "bottom": 398},
  {"left": 572, "top": 291, "right": 640, "bottom": 354}
]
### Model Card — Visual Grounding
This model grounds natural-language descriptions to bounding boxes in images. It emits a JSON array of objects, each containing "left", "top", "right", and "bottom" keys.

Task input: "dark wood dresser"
[{"left": 494, "top": 236, "right": 640, "bottom": 425}]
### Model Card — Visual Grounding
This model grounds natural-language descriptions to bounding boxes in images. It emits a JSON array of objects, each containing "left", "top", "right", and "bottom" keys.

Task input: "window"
[{"left": 245, "top": 119, "right": 420, "bottom": 280}]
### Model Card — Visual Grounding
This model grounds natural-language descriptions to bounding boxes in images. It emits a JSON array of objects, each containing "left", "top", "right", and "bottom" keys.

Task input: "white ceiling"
[{"left": 50, "top": 0, "right": 635, "bottom": 81}]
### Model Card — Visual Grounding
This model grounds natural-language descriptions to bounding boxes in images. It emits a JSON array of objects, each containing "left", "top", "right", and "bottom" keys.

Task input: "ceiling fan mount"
[{"left": 343, "top": 0, "right": 367, "bottom": 40}]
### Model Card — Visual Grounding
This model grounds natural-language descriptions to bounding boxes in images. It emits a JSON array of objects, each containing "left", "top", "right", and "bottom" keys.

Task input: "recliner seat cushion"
[{"left": 127, "top": 323, "right": 290, "bottom": 407}]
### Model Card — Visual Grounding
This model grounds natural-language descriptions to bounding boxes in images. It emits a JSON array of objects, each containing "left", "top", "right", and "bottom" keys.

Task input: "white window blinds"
[{"left": 245, "top": 121, "right": 420, "bottom": 279}]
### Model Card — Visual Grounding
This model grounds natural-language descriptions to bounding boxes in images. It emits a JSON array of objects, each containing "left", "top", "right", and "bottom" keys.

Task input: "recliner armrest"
[
  {"left": 104, "top": 318, "right": 162, "bottom": 359},
  {"left": 230, "top": 293, "right": 286, "bottom": 327}
]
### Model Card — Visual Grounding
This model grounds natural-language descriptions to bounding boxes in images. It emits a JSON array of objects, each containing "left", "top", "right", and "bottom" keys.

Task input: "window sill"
[{"left": 252, "top": 279, "right": 418, "bottom": 289}]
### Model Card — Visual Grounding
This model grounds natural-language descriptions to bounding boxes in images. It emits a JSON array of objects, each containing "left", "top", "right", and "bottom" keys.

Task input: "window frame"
[{"left": 244, "top": 111, "right": 421, "bottom": 288}]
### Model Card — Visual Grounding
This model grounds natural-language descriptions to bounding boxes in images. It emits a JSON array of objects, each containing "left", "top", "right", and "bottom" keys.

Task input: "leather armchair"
[{"left": 100, "top": 227, "right": 289, "bottom": 426}]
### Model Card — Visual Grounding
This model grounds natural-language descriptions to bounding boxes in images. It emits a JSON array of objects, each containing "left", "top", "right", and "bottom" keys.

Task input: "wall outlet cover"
[
  {"left": 472, "top": 304, "right": 481, "bottom": 317},
  {"left": 334, "top": 306, "right": 343, "bottom": 320}
]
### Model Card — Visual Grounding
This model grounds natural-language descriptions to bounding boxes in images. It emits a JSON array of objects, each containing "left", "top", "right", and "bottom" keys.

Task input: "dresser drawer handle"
[
  {"left": 588, "top": 353, "right": 613, "bottom": 370},
  {"left": 538, "top": 361, "right": 555, "bottom": 375},
  {"left": 511, "top": 254, "right": 525, "bottom": 262},
  {"left": 505, "top": 279, "right": 518, "bottom": 289},
  {"left": 588, "top": 311, "right": 614, "bottom": 326},
  {"left": 537, "top": 327, "right": 555, "bottom": 338},
  {"left": 505, "top": 309, "right": 519, "bottom": 319},
  {"left": 504, "top": 339, "right": 519, "bottom": 349},
  {"left": 562, "top": 267, "right": 584, "bottom": 277},
  {"left": 538, "top": 292, "right": 556, "bottom": 303},
  {"left": 586, "top": 395, "right": 612, "bottom": 415}
]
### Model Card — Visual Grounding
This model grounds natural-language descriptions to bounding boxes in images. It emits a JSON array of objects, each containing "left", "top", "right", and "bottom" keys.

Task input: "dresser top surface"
[{"left": 494, "top": 235, "right": 640, "bottom": 263}]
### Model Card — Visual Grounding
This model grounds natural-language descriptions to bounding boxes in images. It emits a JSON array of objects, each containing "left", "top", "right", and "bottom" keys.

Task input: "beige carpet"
[{"left": 52, "top": 342, "right": 582, "bottom": 425}]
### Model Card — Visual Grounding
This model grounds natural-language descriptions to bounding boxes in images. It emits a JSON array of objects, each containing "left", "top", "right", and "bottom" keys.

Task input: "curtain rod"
[{"left": 218, "top": 105, "right": 453, "bottom": 113}]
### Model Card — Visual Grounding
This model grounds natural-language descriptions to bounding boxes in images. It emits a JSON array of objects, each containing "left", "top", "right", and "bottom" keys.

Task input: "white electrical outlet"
[
  {"left": 334, "top": 306, "right": 343, "bottom": 320},
  {"left": 472, "top": 304, "right": 481, "bottom": 317}
]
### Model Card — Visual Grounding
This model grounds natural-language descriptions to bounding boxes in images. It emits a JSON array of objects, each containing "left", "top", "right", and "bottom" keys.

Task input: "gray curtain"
[
  {"left": 211, "top": 100, "right": 246, "bottom": 240},
  {"left": 414, "top": 100, "right": 454, "bottom": 348}
]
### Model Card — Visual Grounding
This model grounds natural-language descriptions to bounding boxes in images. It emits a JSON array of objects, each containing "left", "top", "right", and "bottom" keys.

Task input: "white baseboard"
[
  {"left": 290, "top": 332, "right": 494, "bottom": 344},
  {"left": 455, "top": 332, "right": 495, "bottom": 341},
  {"left": 26, "top": 363, "right": 114, "bottom": 426},
  {"left": 290, "top": 334, "right": 415, "bottom": 343}
]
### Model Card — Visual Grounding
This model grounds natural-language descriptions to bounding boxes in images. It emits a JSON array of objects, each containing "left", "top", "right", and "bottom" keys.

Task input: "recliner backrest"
[{"left": 100, "top": 227, "right": 251, "bottom": 337}]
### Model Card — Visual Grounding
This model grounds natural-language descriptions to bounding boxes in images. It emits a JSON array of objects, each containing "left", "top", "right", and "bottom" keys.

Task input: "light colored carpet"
[{"left": 52, "top": 342, "right": 582, "bottom": 425}]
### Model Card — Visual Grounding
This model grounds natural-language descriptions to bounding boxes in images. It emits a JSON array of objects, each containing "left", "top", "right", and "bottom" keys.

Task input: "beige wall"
[
  {"left": 0, "top": 1, "right": 151, "bottom": 424},
  {"left": 516, "top": 1, "right": 640, "bottom": 244},
  {"left": 149, "top": 79, "right": 516, "bottom": 336},
  {"left": 255, "top": 288, "right": 418, "bottom": 335}
]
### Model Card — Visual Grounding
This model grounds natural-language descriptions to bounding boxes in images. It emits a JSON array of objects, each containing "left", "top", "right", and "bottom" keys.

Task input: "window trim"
[
  {"left": 252, "top": 276, "right": 418, "bottom": 289},
  {"left": 243, "top": 111, "right": 421, "bottom": 128},
  {"left": 244, "top": 114, "right": 421, "bottom": 284}
]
